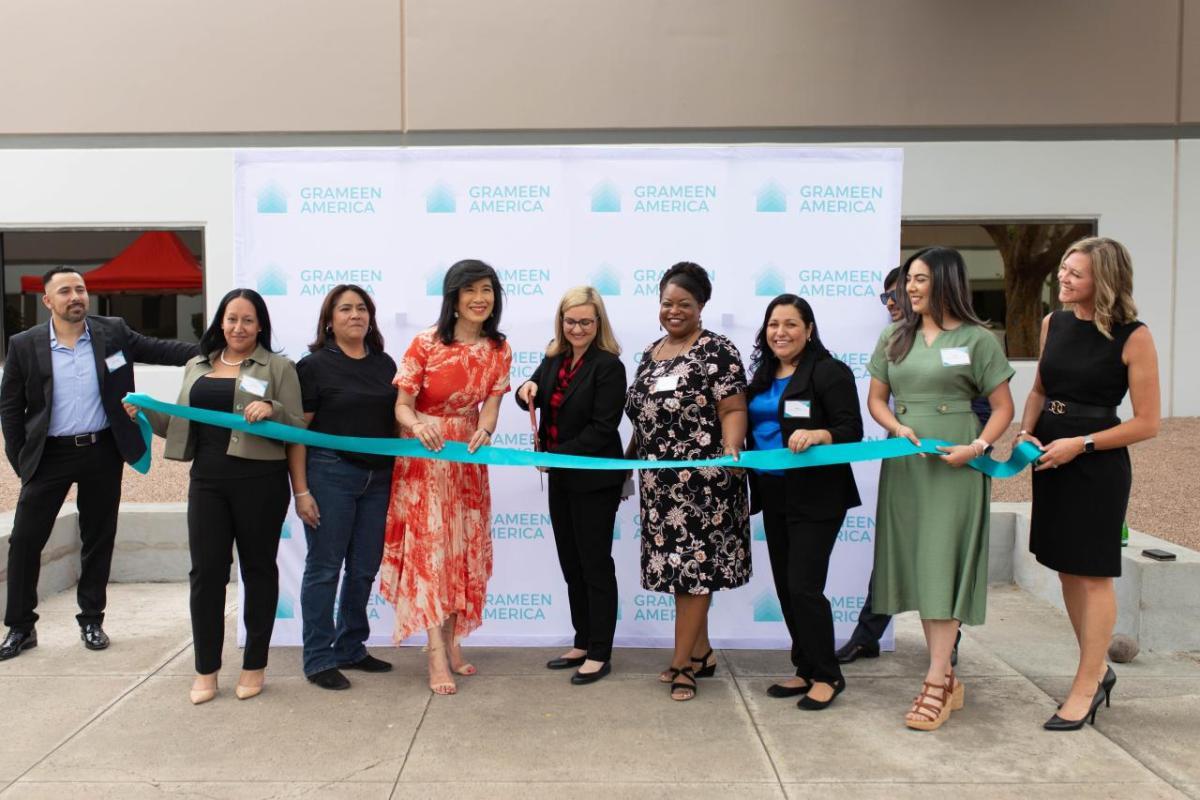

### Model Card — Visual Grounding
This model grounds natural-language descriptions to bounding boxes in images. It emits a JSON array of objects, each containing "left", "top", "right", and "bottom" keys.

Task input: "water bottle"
[{"left": 1121, "top": 521, "right": 1129, "bottom": 547}]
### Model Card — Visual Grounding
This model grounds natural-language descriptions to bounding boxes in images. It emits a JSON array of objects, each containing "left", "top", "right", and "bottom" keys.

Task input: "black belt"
[
  {"left": 1043, "top": 399, "right": 1117, "bottom": 419},
  {"left": 47, "top": 429, "right": 110, "bottom": 447}
]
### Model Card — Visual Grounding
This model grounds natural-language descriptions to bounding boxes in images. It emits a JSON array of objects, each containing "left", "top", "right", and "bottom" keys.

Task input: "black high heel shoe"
[
  {"left": 1100, "top": 665, "right": 1117, "bottom": 707},
  {"left": 797, "top": 677, "right": 845, "bottom": 711},
  {"left": 691, "top": 648, "right": 717, "bottom": 678},
  {"left": 1044, "top": 684, "right": 1105, "bottom": 731}
]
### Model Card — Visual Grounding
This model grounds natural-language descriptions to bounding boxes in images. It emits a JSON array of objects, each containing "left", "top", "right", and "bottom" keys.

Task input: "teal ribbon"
[{"left": 124, "top": 392, "right": 1040, "bottom": 479}]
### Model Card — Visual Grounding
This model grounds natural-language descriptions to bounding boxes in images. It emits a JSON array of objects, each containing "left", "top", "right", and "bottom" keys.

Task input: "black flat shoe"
[
  {"left": 834, "top": 642, "right": 879, "bottom": 664},
  {"left": 1044, "top": 684, "right": 1105, "bottom": 731},
  {"left": 340, "top": 654, "right": 393, "bottom": 673},
  {"left": 767, "top": 680, "right": 811, "bottom": 698},
  {"left": 0, "top": 628, "right": 37, "bottom": 661},
  {"left": 570, "top": 661, "right": 612, "bottom": 685},
  {"left": 546, "top": 655, "right": 587, "bottom": 670},
  {"left": 951, "top": 629, "right": 962, "bottom": 668},
  {"left": 80, "top": 623, "right": 109, "bottom": 651},
  {"left": 307, "top": 668, "right": 351, "bottom": 690},
  {"left": 691, "top": 648, "right": 717, "bottom": 678},
  {"left": 797, "top": 678, "right": 845, "bottom": 711}
]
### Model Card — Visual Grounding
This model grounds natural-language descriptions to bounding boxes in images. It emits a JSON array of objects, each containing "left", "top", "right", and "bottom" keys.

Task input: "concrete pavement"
[{"left": 1, "top": 582, "right": 1198, "bottom": 799}]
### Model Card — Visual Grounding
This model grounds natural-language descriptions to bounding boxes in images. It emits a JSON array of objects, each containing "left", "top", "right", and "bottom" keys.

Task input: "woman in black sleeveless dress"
[{"left": 1017, "top": 237, "right": 1160, "bottom": 732}]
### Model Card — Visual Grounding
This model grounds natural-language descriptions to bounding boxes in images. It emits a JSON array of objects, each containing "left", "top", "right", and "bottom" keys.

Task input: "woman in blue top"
[{"left": 745, "top": 294, "right": 863, "bottom": 711}]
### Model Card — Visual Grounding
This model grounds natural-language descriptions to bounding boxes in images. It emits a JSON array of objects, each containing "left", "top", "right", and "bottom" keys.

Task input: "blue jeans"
[{"left": 299, "top": 448, "right": 392, "bottom": 677}]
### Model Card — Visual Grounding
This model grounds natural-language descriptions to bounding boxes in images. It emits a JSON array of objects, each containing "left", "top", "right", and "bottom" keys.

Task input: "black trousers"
[
  {"left": 847, "top": 573, "right": 892, "bottom": 647},
  {"left": 5, "top": 432, "right": 124, "bottom": 632},
  {"left": 546, "top": 474, "right": 620, "bottom": 662},
  {"left": 758, "top": 474, "right": 844, "bottom": 685},
  {"left": 187, "top": 468, "right": 290, "bottom": 674}
]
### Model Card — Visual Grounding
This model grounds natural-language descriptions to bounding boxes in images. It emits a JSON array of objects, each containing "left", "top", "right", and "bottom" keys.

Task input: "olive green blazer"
[{"left": 144, "top": 344, "right": 305, "bottom": 462}]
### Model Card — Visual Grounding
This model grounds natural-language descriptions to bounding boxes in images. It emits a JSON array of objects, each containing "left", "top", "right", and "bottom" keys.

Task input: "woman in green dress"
[{"left": 867, "top": 246, "right": 1014, "bottom": 732}]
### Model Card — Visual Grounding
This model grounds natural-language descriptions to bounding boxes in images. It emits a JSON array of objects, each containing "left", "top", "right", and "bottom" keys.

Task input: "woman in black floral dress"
[{"left": 625, "top": 262, "right": 750, "bottom": 702}]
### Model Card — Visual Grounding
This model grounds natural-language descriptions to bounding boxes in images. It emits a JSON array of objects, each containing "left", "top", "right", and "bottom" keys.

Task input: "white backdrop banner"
[{"left": 233, "top": 146, "right": 902, "bottom": 650}]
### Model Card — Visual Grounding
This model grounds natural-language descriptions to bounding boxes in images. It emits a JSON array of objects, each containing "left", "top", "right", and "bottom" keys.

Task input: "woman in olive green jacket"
[{"left": 134, "top": 289, "right": 304, "bottom": 705}]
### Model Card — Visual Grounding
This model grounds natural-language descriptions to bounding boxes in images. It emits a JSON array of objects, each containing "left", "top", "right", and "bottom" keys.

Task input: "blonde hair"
[
  {"left": 546, "top": 286, "right": 621, "bottom": 357},
  {"left": 1061, "top": 236, "right": 1138, "bottom": 339}
]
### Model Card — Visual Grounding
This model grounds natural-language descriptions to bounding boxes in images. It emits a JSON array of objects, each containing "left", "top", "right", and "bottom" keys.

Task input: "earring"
[
  {"left": 325, "top": 325, "right": 333, "bottom": 335},
  {"left": 454, "top": 311, "right": 459, "bottom": 319},
  {"left": 367, "top": 324, "right": 373, "bottom": 333}
]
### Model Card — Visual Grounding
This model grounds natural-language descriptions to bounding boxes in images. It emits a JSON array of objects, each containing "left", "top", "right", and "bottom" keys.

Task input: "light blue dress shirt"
[{"left": 47, "top": 322, "right": 109, "bottom": 436}]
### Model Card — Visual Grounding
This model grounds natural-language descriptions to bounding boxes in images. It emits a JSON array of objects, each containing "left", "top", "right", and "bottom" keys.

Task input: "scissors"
[{"left": 529, "top": 403, "right": 544, "bottom": 491}]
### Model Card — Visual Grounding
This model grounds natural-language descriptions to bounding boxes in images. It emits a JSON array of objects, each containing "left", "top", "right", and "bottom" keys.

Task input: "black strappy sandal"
[
  {"left": 691, "top": 648, "right": 717, "bottom": 678},
  {"left": 667, "top": 666, "right": 697, "bottom": 701}
]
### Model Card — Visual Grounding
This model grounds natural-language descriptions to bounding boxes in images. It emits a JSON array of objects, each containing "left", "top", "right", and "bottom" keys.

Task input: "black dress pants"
[
  {"left": 758, "top": 474, "right": 844, "bottom": 685},
  {"left": 5, "top": 432, "right": 123, "bottom": 632},
  {"left": 187, "top": 468, "right": 290, "bottom": 674},
  {"left": 847, "top": 574, "right": 892, "bottom": 647},
  {"left": 546, "top": 474, "right": 620, "bottom": 662}
]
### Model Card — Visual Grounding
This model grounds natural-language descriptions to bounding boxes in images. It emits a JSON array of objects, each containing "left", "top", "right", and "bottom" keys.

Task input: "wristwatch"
[
  {"left": 1083, "top": 435, "right": 1096, "bottom": 454},
  {"left": 972, "top": 438, "right": 993, "bottom": 457}
]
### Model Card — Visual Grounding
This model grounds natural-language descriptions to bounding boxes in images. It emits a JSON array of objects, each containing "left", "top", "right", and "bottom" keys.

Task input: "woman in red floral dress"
[{"left": 381, "top": 260, "right": 512, "bottom": 695}]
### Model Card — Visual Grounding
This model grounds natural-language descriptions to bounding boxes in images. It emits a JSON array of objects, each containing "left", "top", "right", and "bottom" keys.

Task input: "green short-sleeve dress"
[{"left": 867, "top": 323, "right": 1014, "bottom": 625}]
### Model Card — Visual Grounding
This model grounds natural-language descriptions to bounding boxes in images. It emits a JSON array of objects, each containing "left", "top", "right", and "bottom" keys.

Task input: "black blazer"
[
  {"left": 514, "top": 344, "right": 627, "bottom": 491},
  {"left": 0, "top": 316, "right": 200, "bottom": 482},
  {"left": 747, "top": 349, "right": 863, "bottom": 520}
]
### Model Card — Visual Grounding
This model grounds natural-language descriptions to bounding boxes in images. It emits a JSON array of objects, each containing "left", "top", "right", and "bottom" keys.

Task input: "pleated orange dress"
[{"left": 379, "top": 329, "right": 512, "bottom": 642}]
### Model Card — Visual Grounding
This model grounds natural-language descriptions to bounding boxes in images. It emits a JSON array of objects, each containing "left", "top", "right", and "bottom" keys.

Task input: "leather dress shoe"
[
  {"left": 340, "top": 654, "right": 393, "bottom": 673},
  {"left": 546, "top": 654, "right": 587, "bottom": 670},
  {"left": 81, "top": 623, "right": 109, "bottom": 651},
  {"left": 834, "top": 641, "right": 879, "bottom": 664},
  {"left": 767, "top": 680, "right": 811, "bottom": 698},
  {"left": 308, "top": 668, "right": 351, "bottom": 690},
  {"left": 570, "top": 661, "right": 611, "bottom": 685},
  {"left": 0, "top": 628, "right": 37, "bottom": 661}
]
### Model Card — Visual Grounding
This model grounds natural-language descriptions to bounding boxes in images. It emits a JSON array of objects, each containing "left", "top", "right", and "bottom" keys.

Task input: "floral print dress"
[
  {"left": 625, "top": 330, "right": 751, "bottom": 594},
  {"left": 380, "top": 329, "right": 512, "bottom": 642}
]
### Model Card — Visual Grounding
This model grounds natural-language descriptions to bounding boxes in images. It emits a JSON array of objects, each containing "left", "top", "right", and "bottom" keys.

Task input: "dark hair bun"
[{"left": 659, "top": 261, "right": 712, "bottom": 304}]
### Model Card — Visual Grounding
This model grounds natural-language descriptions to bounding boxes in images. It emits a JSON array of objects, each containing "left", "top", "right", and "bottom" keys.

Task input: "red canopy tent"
[{"left": 21, "top": 231, "right": 202, "bottom": 294}]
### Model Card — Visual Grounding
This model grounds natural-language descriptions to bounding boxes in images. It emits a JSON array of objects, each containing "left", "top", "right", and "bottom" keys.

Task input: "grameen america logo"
[
  {"left": 755, "top": 265, "right": 786, "bottom": 297},
  {"left": 426, "top": 183, "right": 456, "bottom": 214},
  {"left": 591, "top": 181, "right": 621, "bottom": 213},
  {"left": 753, "top": 590, "right": 785, "bottom": 623},
  {"left": 756, "top": 180, "right": 787, "bottom": 213},
  {"left": 257, "top": 183, "right": 288, "bottom": 214},
  {"left": 257, "top": 265, "right": 288, "bottom": 296},
  {"left": 589, "top": 264, "right": 621, "bottom": 296}
]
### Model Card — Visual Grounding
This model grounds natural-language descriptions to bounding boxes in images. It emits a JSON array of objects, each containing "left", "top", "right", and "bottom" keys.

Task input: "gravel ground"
[{"left": 2, "top": 418, "right": 1197, "bottom": 549}]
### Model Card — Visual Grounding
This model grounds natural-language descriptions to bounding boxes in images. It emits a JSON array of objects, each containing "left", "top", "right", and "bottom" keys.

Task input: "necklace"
[
  {"left": 656, "top": 329, "right": 699, "bottom": 361},
  {"left": 219, "top": 349, "right": 246, "bottom": 367}
]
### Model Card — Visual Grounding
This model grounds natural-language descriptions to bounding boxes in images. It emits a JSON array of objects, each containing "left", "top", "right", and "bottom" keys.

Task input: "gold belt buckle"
[{"left": 1048, "top": 400, "right": 1066, "bottom": 415}]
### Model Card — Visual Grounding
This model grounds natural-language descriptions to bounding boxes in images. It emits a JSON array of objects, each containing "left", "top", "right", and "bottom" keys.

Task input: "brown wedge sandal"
[
  {"left": 904, "top": 679, "right": 951, "bottom": 731},
  {"left": 946, "top": 671, "right": 965, "bottom": 712}
]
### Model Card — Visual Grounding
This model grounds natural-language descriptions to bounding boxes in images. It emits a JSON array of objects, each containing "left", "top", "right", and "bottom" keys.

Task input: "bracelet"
[
  {"left": 1018, "top": 429, "right": 1029, "bottom": 437},
  {"left": 480, "top": 428, "right": 493, "bottom": 437},
  {"left": 294, "top": 491, "right": 311, "bottom": 498}
]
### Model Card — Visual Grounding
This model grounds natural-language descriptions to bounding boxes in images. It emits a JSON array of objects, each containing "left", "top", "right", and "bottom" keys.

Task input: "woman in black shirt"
[{"left": 291, "top": 284, "right": 399, "bottom": 691}]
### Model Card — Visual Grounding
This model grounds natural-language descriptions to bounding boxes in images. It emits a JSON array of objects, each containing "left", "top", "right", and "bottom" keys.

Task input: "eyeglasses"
[
  {"left": 563, "top": 318, "right": 597, "bottom": 330},
  {"left": 879, "top": 290, "right": 897, "bottom": 306}
]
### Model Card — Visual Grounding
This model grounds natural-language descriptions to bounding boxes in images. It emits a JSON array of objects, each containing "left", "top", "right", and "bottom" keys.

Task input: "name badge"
[
  {"left": 240, "top": 375, "right": 269, "bottom": 397},
  {"left": 940, "top": 347, "right": 971, "bottom": 367},
  {"left": 784, "top": 400, "right": 811, "bottom": 418},
  {"left": 652, "top": 375, "right": 680, "bottom": 393},
  {"left": 104, "top": 351, "right": 127, "bottom": 372}
]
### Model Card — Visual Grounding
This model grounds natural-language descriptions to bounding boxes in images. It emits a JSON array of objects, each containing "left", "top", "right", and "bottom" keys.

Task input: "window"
[
  {"left": 901, "top": 221, "right": 1097, "bottom": 358},
  {"left": 1, "top": 229, "right": 205, "bottom": 359}
]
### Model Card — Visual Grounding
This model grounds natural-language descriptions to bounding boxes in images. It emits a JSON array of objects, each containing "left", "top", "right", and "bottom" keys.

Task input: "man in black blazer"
[{"left": 0, "top": 267, "right": 199, "bottom": 660}]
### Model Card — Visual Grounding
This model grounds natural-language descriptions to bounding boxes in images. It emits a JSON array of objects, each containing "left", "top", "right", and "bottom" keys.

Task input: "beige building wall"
[{"left": 0, "top": 0, "right": 1194, "bottom": 135}]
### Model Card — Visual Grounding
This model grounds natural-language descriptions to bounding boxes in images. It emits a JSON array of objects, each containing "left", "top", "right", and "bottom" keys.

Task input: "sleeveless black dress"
[{"left": 1029, "top": 311, "right": 1144, "bottom": 577}]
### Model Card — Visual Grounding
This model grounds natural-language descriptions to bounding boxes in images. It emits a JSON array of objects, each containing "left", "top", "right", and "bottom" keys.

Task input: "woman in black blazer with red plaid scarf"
[{"left": 516, "top": 286, "right": 626, "bottom": 685}]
